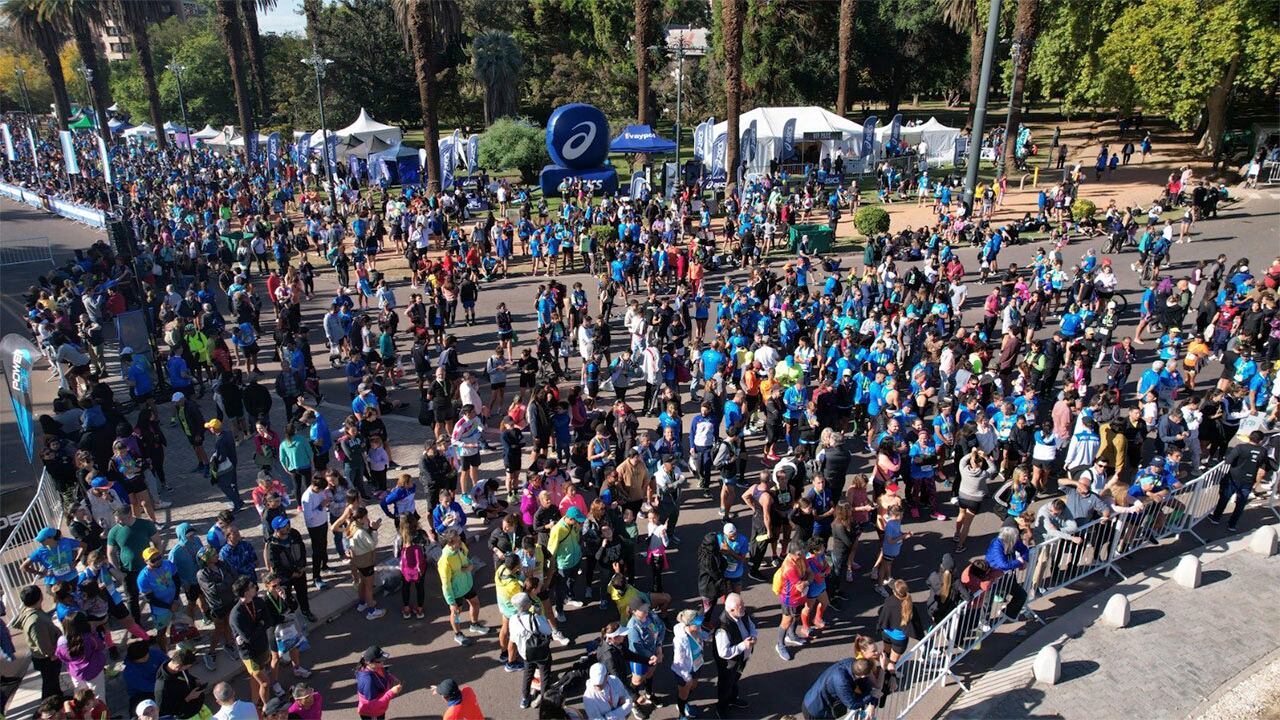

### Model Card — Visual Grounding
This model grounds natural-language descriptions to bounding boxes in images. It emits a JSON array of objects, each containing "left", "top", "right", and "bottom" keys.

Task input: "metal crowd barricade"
[
  {"left": 878, "top": 597, "right": 968, "bottom": 719},
  {"left": 0, "top": 236, "right": 54, "bottom": 267},
  {"left": 0, "top": 471, "right": 65, "bottom": 611}
]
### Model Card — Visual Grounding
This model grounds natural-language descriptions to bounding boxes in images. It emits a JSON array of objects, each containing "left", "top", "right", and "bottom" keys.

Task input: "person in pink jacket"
[{"left": 356, "top": 646, "right": 402, "bottom": 720}]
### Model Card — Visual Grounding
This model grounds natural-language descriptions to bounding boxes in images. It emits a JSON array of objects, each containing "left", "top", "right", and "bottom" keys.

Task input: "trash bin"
[{"left": 788, "top": 224, "right": 834, "bottom": 254}]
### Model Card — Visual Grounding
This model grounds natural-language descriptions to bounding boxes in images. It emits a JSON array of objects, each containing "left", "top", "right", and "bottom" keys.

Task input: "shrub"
[
  {"left": 1071, "top": 198, "right": 1097, "bottom": 220},
  {"left": 853, "top": 206, "right": 891, "bottom": 237},
  {"left": 478, "top": 118, "right": 548, "bottom": 184},
  {"left": 589, "top": 224, "right": 615, "bottom": 249}
]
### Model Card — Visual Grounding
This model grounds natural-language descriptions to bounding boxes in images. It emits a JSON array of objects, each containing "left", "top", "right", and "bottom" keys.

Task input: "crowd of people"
[{"left": 1, "top": 110, "right": 1279, "bottom": 720}]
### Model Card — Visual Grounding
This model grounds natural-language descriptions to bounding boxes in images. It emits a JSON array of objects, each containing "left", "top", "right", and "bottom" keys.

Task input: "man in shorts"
[
  {"left": 229, "top": 575, "right": 276, "bottom": 707},
  {"left": 438, "top": 528, "right": 489, "bottom": 647}
]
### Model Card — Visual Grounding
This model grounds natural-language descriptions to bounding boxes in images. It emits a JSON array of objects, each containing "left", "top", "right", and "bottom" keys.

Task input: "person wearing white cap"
[{"left": 583, "top": 661, "right": 634, "bottom": 720}]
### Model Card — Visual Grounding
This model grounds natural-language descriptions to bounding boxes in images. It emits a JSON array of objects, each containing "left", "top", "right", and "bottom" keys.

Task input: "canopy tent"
[
  {"left": 872, "top": 116, "right": 961, "bottom": 164},
  {"left": 610, "top": 125, "right": 677, "bottom": 154},
  {"left": 335, "top": 108, "right": 402, "bottom": 146},
  {"left": 343, "top": 136, "right": 394, "bottom": 159},
  {"left": 162, "top": 121, "right": 189, "bottom": 135},
  {"left": 202, "top": 129, "right": 234, "bottom": 149},
  {"left": 122, "top": 123, "right": 156, "bottom": 138},
  {"left": 107, "top": 118, "right": 132, "bottom": 134},
  {"left": 370, "top": 143, "right": 423, "bottom": 185},
  {"left": 191, "top": 124, "right": 220, "bottom": 140},
  {"left": 710, "top": 106, "right": 863, "bottom": 176},
  {"left": 68, "top": 114, "right": 94, "bottom": 131},
  {"left": 230, "top": 133, "right": 270, "bottom": 147}
]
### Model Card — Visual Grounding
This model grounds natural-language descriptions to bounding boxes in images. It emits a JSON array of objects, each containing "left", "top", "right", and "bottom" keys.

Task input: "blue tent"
[{"left": 609, "top": 125, "right": 676, "bottom": 154}]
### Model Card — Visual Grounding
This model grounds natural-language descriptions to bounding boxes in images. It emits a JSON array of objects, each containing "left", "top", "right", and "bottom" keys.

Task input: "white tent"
[
  {"left": 162, "top": 121, "right": 189, "bottom": 135},
  {"left": 191, "top": 124, "right": 220, "bottom": 140},
  {"left": 122, "top": 123, "right": 156, "bottom": 138},
  {"left": 203, "top": 129, "right": 235, "bottom": 150},
  {"left": 335, "top": 108, "right": 402, "bottom": 146},
  {"left": 230, "top": 133, "right": 270, "bottom": 147},
  {"left": 872, "top": 117, "right": 961, "bottom": 164},
  {"left": 711, "top": 106, "right": 864, "bottom": 175}
]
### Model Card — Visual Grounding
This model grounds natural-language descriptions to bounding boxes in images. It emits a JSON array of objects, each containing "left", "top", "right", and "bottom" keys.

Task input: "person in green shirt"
[
  {"left": 105, "top": 505, "right": 159, "bottom": 622},
  {"left": 278, "top": 421, "right": 315, "bottom": 500},
  {"left": 546, "top": 506, "right": 586, "bottom": 623},
  {"left": 437, "top": 529, "right": 489, "bottom": 647}
]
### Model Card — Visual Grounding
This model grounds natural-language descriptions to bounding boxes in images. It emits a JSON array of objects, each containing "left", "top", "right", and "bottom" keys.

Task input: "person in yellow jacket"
[
  {"left": 438, "top": 529, "right": 489, "bottom": 647},
  {"left": 184, "top": 323, "right": 213, "bottom": 386}
]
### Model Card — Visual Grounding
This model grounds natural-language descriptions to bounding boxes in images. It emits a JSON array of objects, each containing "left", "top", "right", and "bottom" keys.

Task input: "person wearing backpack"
[
  {"left": 509, "top": 592, "right": 555, "bottom": 710},
  {"left": 696, "top": 531, "right": 727, "bottom": 620}
]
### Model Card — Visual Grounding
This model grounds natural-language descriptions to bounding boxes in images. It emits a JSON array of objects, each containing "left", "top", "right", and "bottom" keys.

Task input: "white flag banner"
[
  {"left": 98, "top": 135, "right": 113, "bottom": 184},
  {"left": 1, "top": 123, "right": 13, "bottom": 162},
  {"left": 26, "top": 125, "right": 39, "bottom": 168},
  {"left": 60, "top": 130, "right": 80, "bottom": 175}
]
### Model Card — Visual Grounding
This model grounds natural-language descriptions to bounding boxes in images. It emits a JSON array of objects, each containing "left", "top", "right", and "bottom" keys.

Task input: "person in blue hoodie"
[
  {"left": 167, "top": 522, "right": 204, "bottom": 624},
  {"left": 380, "top": 473, "right": 419, "bottom": 528}
]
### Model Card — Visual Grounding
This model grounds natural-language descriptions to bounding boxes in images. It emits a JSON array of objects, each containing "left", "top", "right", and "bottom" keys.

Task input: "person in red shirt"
[
  {"left": 775, "top": 539, "right": 810, "bottom": 662},
  {"left": 435, "top": 678, "right": 484, "bottom": 720}
]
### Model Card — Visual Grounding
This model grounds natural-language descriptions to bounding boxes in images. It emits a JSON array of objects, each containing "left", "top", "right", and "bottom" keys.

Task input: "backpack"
[
  {"left": 697, "top": 531, "right": 727, "bottom": 580},
  {"left": 521, "top": 612, "right": 553, "bottom": 663},
  {"left": 771, "top": 565, "right": 785, "bottom": 596}
]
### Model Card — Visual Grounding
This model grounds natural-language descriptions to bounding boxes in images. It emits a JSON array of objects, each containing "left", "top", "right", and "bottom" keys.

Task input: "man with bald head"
[{"left": 713, "top": 592, "right": 757, "bottom": 716}]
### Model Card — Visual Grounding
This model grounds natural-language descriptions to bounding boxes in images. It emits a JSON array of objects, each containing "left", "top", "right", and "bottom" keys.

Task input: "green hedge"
[
  {"left": 1071, "top": 198, "right": 1097, "bottom": 220},
  {"left": 853, "top": 206, "right": 891, "bottom": 237}
]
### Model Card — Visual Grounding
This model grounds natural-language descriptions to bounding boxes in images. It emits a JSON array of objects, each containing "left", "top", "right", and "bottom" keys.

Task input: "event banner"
[
  {"left": 629, "top": 172, "right": 647, "bottom": 200},
  {"left": 266, "top": 131, "right": 281, "bottom": 172},
  {"left": 26, "top": 126, "right": 39, "bottom": 168},
  {"left": 466, "top": 134, "right": 480, "bottom": 174},
  {"left": 0, "top": 334, "right": 40, "bottom": 463},
  {"left": 439, "top": 136, "right": 455, "bottom": 190},
  {"left": 1, "top": 123, "right": 13, "bottom": 162},
  {"left": 781, "top": 118, "right": 797, "bottom": 162},
  {"left": 325, "top": 134, "right": 339, "bottom": 177},
  {"left": 742, "top": 119, "right": 758, "bottom": 165},
  {"left": 710, "top": 132, "right": 726, "bottom": 179},
  {"left": 59, "top": 130, "right": 80, "bottom": 175},
  {"left": 693, "top": 119, "right": 709, "bottom": 161},
  {"left": 247, "top": 132, "right": 260, "bottom": 162},
  {"left": 451, "top": 129, "right": 464, "bottom": 168},
  {"left": 98, "top": 135, "right": 112, "bottom": 183},
  {"left": 889, "top": 113, "right": 903, "bottom": 147},
  {"left": 293, "top": 132, "right": 311, "bottom": 164},
  {"left": 861, "top": 116, "right": 879, "bottom": 160}
]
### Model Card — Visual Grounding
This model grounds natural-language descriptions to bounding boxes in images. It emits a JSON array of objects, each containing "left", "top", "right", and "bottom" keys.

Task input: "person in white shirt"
[
  {"left": 299, "top": 475, "right": 332, "bottom": 589},
  {"left": 582, "top": 662, "right": 634, "bottom": 720},
  {"left": 509, "top": 592, "right": 555, "bottom": 709},
  {"left": 753, "top": 341, "right": 779, "bottom": 372},
  {"left": 212, "top": 681, "right": 259, "bottom": 720},
  {"left": 713, "top": 593, "right": 757, "bottom": 715}
]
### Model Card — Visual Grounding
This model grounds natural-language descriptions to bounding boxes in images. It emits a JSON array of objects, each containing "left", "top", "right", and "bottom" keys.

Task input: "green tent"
[{"left": 68, "top": 114, "right": 94, "bottom": 130}]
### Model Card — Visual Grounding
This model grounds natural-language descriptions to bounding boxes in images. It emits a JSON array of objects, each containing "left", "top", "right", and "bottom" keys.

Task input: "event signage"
[
  {"left": 692, "top": 120, "right": 707, "bottom": 160},
  {"left": 741, "top": 119, "right": 758, "bottom": 165},
  {"left": 1, "top": 124, "right": 13, "bottom": 162},
  {"left": 709, "top": 132, "right": 727, "bottom": 180},
  {"left": 246, "top": 132, "right": 260, "bottom": 162},
  {"left": 539, "top": 103, "right": 618, "bottom": 197},
  {"left": 466, "top": 134, "right": 480, "bottom": 173},
  {"left": 889, "top": 113, "right": 903, "bottom": 147},
  {"left": 0, "top": 335, "right": 39, "bottom": 463},
  {"left": 59, "top": 130, "right": 79, "bottom": 175},
  {"left": 97, "top": 135, "right": 112, "bottom": 183},
  {"left": 324, "top": 134, "right": 339, "bottom": 177},
  {"left": 861, "top": 116, "right": 879, "bottom": 160},
  {"left": 26, "top": 126, "right": 38, "bottom": 168},
  {"left": 266, "top": 132, "right": 281, "bottom": 172},
  {"left": 781, "top": 118, "right": 797, "bottom": 161},
  {"left": 439, "top": 136, "right": 455, "bottom": 190},
  {"left": 629, "top": 172, "right": 647, "bottom": 200}
]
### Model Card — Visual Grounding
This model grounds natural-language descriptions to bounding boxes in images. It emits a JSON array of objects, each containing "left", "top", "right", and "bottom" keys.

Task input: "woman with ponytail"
[{"left": 875, "top": 579, "right": 924, "bottom": 674}]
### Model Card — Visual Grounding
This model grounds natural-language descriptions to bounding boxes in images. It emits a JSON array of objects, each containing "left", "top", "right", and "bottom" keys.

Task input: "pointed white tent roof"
[
  {"left": 710, "top": 106, "right": 865, "bottom": 174},
  {"left": 335, "top": 108, "right": 402, "bottom": 146},
  {"left": 230, "top": 133, "right": 270, "bottom": 147},
  {"left": 122, "top": 123, "right": 156, "bottom": 138},
  {"left": 162, "top": 121, "right": 189, "bottom": 134},
  {"left": 191, "top": 124, "right": 220, "bottom": 140}
]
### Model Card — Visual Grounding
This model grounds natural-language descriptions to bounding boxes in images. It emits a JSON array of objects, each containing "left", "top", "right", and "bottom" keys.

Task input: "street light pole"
[
  {"left": 674, "top": 40, "right": 685, "bottom": 168},
  {"left": 13, "top": 67, "right": 32, "bottom": 114},
  {"left": 995, "top": 38, "right": 1022, "bottom": 184},
  {"left": 301, "top": 51, "right": 336, "bottom": 212},
  {"left": 166, "top": 62, "right": 192, "bottom": 153},
  {"left": 962, "top": 0, "right": 1002, "bottom": 213},
  {"left": 76, "top": 62, "right": 114, "bottom": 212}
]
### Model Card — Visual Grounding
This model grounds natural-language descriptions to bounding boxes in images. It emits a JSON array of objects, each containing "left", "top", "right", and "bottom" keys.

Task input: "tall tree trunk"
[
  {"left": 1004, "top": 0, "right": 1039, "bottom": 170},
  {"left": 37, "top": 34, "right": 71, "bottom": 130},
  {"left": 70, "top": 17, "right": 112, "bottom": 151},
  {"left": 722, "top": 0, "right": 743, "bottom": 190},
  {"left": 634, "top": 0, "right": 653, "bottom": 124},
  {"left": 967, "top": 20, "right": 982, "bottom": 112},
  {"left": 240, "top": 0, "right": 269, "bottom": 117},
  {"left": 835, "top": 0, "right": 856, "bottom": 116},
  {"left": 302, "top": 0, "right": 323, "bottom": 48},
  {"left": 408, "top": 0, "right": 442, "bottom": 192},
  {"left": 1197, "top": 53, "right": 1240, "bottom": 160},
  {"left": 126, "top": 15, "right": 166, "bottom": 150},
  {"left": 215, "top": 0, "right": 255, "bottom": 161}
]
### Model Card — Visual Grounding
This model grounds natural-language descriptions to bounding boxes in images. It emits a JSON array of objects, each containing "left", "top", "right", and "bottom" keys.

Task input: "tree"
[
  {"left": 835, "top": 0, "right": 856, "bottom": 116},
  {"left": 471, "top": 29, "right": 522, "bottom": 124},
  {"left": 2, "top": 0, "right": 70, "bottom": 128},
  {"left": 316, "top": 0, "right": 419, "bottom": 126},
  {"left": 477, "top": 117, "right": 547, "bottom": 182},
  {"left": 241, "top": 0, "right": 272, "bottom": 117},
  {"left": 399, "top": 0, "right": 463, "bottom": 192},
  {"left": 1003, "top": 0, "right": 1040, "bottom": 169},
  {"left": 940, "top": 0, "right": 981, "bottom": 110},
  {"left": 859, "top": 0, "right": 965, "bottom": 115},
  {"left": 633, "top": 0, "right": 653, "bottom": 124},
  {"left": 214, "top": 0, "right": 255, "bottom": 156},
  {"left": 112, "top": 0, "right": 167, "bottom": 149},
  {"left": 720, "top": 0, "right": 742, "bottom": 189},
  {"left": 41, "top": 0, "right": 111, "bottom": 147}
]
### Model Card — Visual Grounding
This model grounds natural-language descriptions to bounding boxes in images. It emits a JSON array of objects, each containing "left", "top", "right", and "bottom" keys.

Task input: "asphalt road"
[{"left": 1, "top": 193, "right": 1277, "bottom": 719}]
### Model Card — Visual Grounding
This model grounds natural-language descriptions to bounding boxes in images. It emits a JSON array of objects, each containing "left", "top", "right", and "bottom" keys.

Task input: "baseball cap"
[
  {"left": 271, "top": 516, "right": 290, "bottom": 531},
  {"left": 606, "top": 626, "right": 629, "bottom": 639},
  {"left": 723, "top": 523, "right": 738, "bottom": 537},
  {"left": 566, "top": 506, "right": 586, "bottom": 522},
  {"left": 135, "top": 699, "right": 159, "bottom": 716},
  {"left": 142, "top": 547, "right": 162, "bottom": 562},
  {"left": 1150, "top": 455, "right": 1166, "bottom": 466},
  {"left": 35, "top": 527, "right": 57, "bottom": 542},
  {"left": 436, "top": 678, "right": 461, "bottom": 701},
  {"left": 171, "top": 391, "right": 185, "bottom": 402},
  {"left": 589, "top": 662, "right": 609, "bottom": 686},
  {"left": 361, "top": 646, "right": 389, "bottom": 664},
  {"left": 90, "top": 476, "right": 113, "bottom": 489},
  {"left": 120, "top": 346, "right": 134, "bottom": 355}
]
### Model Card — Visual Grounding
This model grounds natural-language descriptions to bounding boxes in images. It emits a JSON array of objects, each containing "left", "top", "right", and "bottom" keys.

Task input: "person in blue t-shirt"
[
  {"left": 718, "top": 523, "right": 749, "bottom": 592},
  {"left": 22, "top": 527, "right": 83, "bottom": 586},
  {"left": 124, "top": 349, "right": 154, "bottom": 401}
]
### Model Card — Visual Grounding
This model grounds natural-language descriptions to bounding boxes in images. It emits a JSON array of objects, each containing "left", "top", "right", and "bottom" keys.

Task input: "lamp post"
[
  {"left": 301, "top": 50, "right": 336, "bottom": 212},
  {"left": 166, "top": 62, "right": 192, "bottom": 153},
  {"left": 995, "top": 37, "right": 1022, "bottom": 184},
  {"left": 13, "top": 67, "right": 32, "bottom": 114},
  {"left": 75, "top": 63, "right": 114, "bottom": 212},
  {"left": 962, "top": 0, "right": 1002, "bottom": 213}
]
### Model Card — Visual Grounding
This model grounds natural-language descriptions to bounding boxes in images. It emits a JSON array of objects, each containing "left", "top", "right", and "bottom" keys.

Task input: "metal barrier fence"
[
  {"left": 872, "top": 461, "right": 1229, "bottom": 719},
  {"left": 0, "top": 236, "right": 54, "bottom": 267},
  {"left": 0, "top": 471, "right": 65, "bottom": 612}
]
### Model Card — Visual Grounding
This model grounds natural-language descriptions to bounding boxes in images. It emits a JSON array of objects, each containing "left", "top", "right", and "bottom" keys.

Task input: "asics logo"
[{"left": 561, "top": 122, "right": 598, "bottom": 160}]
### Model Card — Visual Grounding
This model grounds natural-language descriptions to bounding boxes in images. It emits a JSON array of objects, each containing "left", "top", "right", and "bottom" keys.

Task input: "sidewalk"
[{"left": 944, "top": 532, "right": 1280, "bottom": 720}]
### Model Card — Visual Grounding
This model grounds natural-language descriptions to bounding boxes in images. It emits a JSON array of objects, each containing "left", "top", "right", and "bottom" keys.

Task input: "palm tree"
[
  {"left": 396, "top": 0, "right": 462, "bottom": 192},
  {"left": 1004, "top": 0, "right": 1040, "bottom": 169},
  {"left": 633, "top": 0, "right": 653, "bottom": 124},
  {"left": 241, "top": 0, "right": 272, "bottom": 117},
  {"left": 40, "top": 0, "right": 111, "bottom": 148},
  {"left": 940, "top": 0, "right": 981, "bottom": 111},
  {"left": 214, "top": 0, "right": 255, "bottom": 159},
  {"left": 112, "top": 0, "right": 167, "bottom": 149},
  {"left": 835, "top": 0, "right": 857, "bottom": 116},
  {"left": 471, "top": 30, "right": 522, "bottom": 125},
  {"left": 721, "top": 0, "right": 743, "bottom": 190},
  {"left": 2, "top": 0, "right": 71, "bottom": 129}
]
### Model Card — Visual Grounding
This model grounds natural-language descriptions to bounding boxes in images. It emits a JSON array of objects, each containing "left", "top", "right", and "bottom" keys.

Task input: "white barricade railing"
[
  {"left": 0, "top": 471, "right": 66, "bottom": 612},
  {"left": 0, "top": 236, "right": 54, "bottom": 266},
  {"left": 0, "top": 180, "right": 107, "bottom": 228},
  {"left": 878, "top": 461, "right": 1232, "bottom": 719}
]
